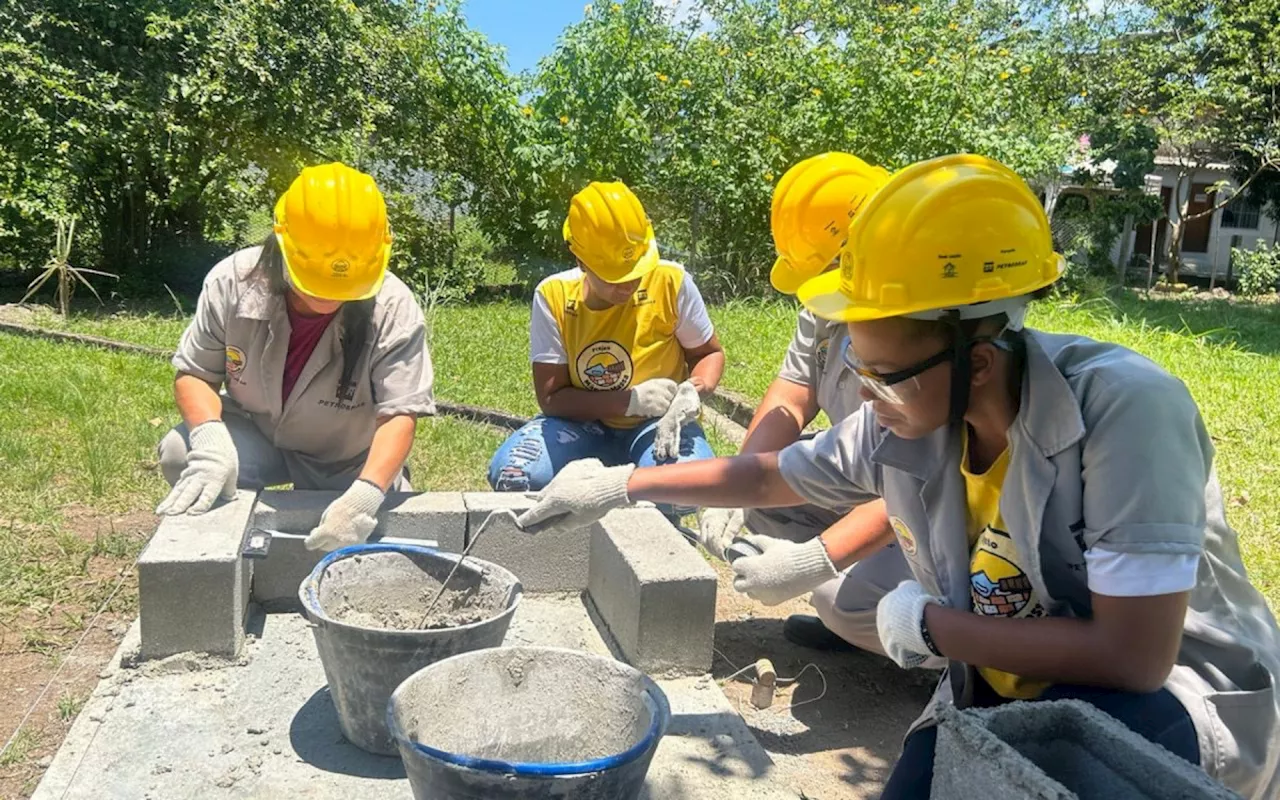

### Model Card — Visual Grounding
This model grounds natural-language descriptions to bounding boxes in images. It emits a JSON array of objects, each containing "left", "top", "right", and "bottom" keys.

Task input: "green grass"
[{"left": 5, "top": 287, "right": 1279, "bottom": 608}]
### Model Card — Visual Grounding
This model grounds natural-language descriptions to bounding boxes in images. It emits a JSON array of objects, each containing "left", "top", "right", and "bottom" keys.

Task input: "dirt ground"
[
  {"left": 0, "top": 510, "right": 149, "bottom": 800},
  {"left": 707, "top": 559, "right": 938, "bottom": 800}
]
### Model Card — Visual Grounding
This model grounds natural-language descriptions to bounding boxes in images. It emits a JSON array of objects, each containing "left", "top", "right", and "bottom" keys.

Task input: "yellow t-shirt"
[
  {"left": 536, "top": 261, "right": 695, "bottom": 429},
  {"left": 961, "top": 431, "right": 1050, "bottom": 700}
]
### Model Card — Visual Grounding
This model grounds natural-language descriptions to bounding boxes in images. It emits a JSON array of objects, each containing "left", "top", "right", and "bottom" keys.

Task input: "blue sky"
[{"left": 461, "top": 0, "right": 588, "bottom": 74}]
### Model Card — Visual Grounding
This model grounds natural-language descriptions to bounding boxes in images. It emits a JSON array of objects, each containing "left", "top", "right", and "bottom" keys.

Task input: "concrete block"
[
  {"left": 249, "top": 491, "right": 464, "bottom": 610},
  {"left": 252, "top": 490, "right": 465, "bottom": 548},
  {"left": 932, "top": 700, "right": 1240, "bottom": 800},
  {"left": 463, "top": 493, "right": 589, "bottom": 592},
  {"left": 379, "top": 492, "right": 466, "bottom": 549},
  {"left": 138, "top": 490, "right": 257, "bottom": 660},
  {"left": 588, "top": 508, "right": 717, "bottom": 675}
]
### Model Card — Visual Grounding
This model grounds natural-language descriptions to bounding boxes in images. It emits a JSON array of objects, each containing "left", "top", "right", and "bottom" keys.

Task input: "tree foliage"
[{"left": 1, "top": 0, "right": 1276, "bottom": 298}]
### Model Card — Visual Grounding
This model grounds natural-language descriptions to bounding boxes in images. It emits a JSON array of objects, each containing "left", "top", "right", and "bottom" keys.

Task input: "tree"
[
  {"left": 515, "top": 0, "right": 1094, "bottom": 296},
  {"left": 1124, "top": 0, "right": 1280, "bottom": 283},
  {"left": 0, "top": 0, "right": 523, "bottom": 293}
]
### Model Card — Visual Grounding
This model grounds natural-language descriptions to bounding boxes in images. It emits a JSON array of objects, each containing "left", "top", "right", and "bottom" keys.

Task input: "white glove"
[
  {"left": 876, "top": 580, "right": 945, "bottom": 669},
  {"left": 156, "top": 421, "right": 239, "bottom": 515},
  {"left": 625, "top": 378, "right": 678, "bottom": 418},
  {"left": 698, "top": 507, "right": 745, "bottom": 560},
  {"left": 652, "top": 380, "right": 701, "bottom": 461},
  {"left": 731, "top": 534, "right": 838, "bottom": 606},
  {"left": 304, "top": 480, "right": 385, "bottom": 552},
  {"left": 515, "top": 458, "right": 634, "bottom": 536}
]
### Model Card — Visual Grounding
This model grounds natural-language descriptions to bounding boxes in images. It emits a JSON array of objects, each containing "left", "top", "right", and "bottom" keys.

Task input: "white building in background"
[
  {"left": 1118, "top": 156, "right": 1280, "bottom": 282},
  {"left": 1045, "top": 138, "right": 1278, "bottom": 284}
]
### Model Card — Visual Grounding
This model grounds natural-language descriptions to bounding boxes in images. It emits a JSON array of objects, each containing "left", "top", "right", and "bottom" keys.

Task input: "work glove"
[
  {"left": 156, "top": 421, "right": 239, "bottom": 516},
  {"left": 652, "top": 380, "right": 701, "bottom": 461},
  {"left": 625, "top": 378, "right": 678, "bottom": 419},
  {"left": 697, "top": 507, "right": 745, "bottom": 560},
  {"left": 876, "top": 580, "right": 946, "bottom": 669},
  {"left": 515, "top": 458, "right": 634, "bottom": 536},
  {"left": 731, "top": 534, "right": 838, "bottom": 606},
  {"left": 305, "top": 479, "right": 386, "bottom": 552}
]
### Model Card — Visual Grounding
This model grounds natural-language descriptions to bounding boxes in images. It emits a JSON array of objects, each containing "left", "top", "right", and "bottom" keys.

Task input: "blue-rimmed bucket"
[
  {"left": 388, "top": 646, "right": 671, "bottom": 799},
  {"left": 300, "top": 543, "right": 522, "bottom": 756}
]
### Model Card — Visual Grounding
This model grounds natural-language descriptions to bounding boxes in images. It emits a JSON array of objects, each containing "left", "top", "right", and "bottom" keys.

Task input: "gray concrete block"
[
  {"left": 464, "top": 493, "right": 590, "bottom": 592},
  {"left": 588, "top": 508, "right": 717, "bottom": 675},
  {"left": 138, "top": 490, "right": 257, "bottom": 660},
  {"left": 251, "top": 490, "right": 465, "bottom": 549},
  {"left": 249, "top": 492, "right": 463, "bottom": 610},
  {"left": 932, "top": 700, "right": 1240, "bottom": 800},
  {"left": 379, "top": 492, "right": 466, "bottom": 550}
]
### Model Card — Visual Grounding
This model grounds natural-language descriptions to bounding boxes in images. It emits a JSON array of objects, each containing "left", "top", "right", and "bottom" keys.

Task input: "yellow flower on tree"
[
  {"left": 999, "top": 71, "right": 1010, "bottom": 80},
  {"left": 657, "top": 73, "right": 669, "bottom": 82},
  {"left": 680, "top": 78, "right": 692, "bottom": 88},
  {"left": 560, "top": 115, "right": 569, "bottom": 125},
  {"left": 928, "top": 57, "right": 937, "bottom": 65},
  {"left": 874, "top": 25, "right": 885, "bottom": 33},
  {"left": 949, "top": 22, "right": 959, "bottom": 31},
  {"left": 1020, "top": 65, "right": 1031, "bottom": 74},
  {"left": 764, "top": 172, "right": 775, "bottom": 182},
  {"left": 910, "top": 5, "right": 921, "bottom": 14},
  {"left": 810, "top": 87, "right": 823, "bottom": 97},
  {"left": 520, "top": 106, "right": 533, "bottom": 117},
  {"left": 711, "top": 158, "right": 721, "bottom": 166},
  {"left": 913, "top": 69, "right": 923, "bottom": 76}
]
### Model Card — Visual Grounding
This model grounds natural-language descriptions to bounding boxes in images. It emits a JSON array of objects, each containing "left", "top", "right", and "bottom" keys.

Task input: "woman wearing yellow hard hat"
[
  {"left": 487, "top": 180, "right": 724, "bottom": 519},
  {"left": 696, "top": 152, "right": 917, "bottom": 658},
  {"left": 157, "top": 162, "right": 435, "bottom": 553},
  {"left": 514, "top": 154, "right": 1279, "bottom": 798}
]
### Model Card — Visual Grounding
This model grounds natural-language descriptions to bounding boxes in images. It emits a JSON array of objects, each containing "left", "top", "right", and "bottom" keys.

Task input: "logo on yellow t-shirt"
[
  {"left": 576, "top": 341, "right": 633, "bottom": 391},
  {"left": 971, "top": 528, "right": 1036, "bottom": 617}
]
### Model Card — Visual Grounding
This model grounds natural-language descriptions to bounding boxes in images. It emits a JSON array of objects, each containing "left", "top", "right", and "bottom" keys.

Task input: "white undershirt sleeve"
[
  {"left": 529, "top": 292, "right": 568, "bottom": 364},
  {"left": 1084, "top": 548, "right": 1200, "bottom": 597},
  {"left": 674, "top": 272, "right": 714, "bottom": 349}
]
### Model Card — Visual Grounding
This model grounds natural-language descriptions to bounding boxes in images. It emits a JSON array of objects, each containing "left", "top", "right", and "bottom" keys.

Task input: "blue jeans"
[
  {"left": 880, "top": 681, "right": 1200, "bottom": 799},
  {"left": 487, "top": 416, "right": 715, "bottom": 516}
]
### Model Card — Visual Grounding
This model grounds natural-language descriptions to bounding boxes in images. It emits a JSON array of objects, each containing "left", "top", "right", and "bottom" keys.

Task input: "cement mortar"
[
  {"left": 395, "top": 648, "right": 652, "bottom": 763},
  {"left": 318, "top": 551, "right": 509, "bottom": 631}
]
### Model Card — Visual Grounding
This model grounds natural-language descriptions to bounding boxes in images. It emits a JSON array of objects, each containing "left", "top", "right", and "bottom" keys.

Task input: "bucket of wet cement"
[
  {"left": 300, "top": 542, "right": 522, "bottom": 755},
  {"left": 388, "top": 646, "right": 671, "bottom": 800}
]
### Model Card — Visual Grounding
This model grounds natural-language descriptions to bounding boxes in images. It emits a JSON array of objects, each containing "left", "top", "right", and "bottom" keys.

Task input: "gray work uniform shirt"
[
  {"left": 778, "top": 330, "right": 1280, "bottom": 798},
  {"left": 172, "top": 246, "right": 435, "bottom": 489},
  {"left": 777, "top": 308, "right": 862, "bottom": 425}
]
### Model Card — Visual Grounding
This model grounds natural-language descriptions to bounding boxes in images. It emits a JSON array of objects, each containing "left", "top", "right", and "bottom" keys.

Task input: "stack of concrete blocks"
[
  {"left": 930, "top": 700, "right": 1242, "bottom": 800},
  {"left": 136, "top": 491, "right": 718, "bottom": 676}
]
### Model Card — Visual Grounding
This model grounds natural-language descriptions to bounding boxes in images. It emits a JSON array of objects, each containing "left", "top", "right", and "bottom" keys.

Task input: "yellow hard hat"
[
  {"left": 562, "top": 181, "right": 659, "bottom": 283},
  {"left": 798, "top": 154, "right": 1064, "bottom": 323},
  {"left": 273, "top": 162, "right": 392, "bottom": 302},
  {"left": 770, "top": 152, "right": 891, "bottom": 295}
]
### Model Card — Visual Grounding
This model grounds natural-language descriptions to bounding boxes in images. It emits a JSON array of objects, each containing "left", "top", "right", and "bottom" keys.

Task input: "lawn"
[
  {"left": 0, "top": 286, "right": 1278, "bottom": 792},
  {"left": 6, "top": 288, "right": 1278, "bottom": 605}
]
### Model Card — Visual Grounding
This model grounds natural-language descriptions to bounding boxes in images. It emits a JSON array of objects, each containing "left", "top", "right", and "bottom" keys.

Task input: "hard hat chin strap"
[{"left": 944, "top": 314, "right": 974, "bottom": 428}]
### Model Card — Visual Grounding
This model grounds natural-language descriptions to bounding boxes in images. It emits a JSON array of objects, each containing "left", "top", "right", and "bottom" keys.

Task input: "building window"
[{"left": 1222, "top": 196, "right": 1261, "bottom": 229}]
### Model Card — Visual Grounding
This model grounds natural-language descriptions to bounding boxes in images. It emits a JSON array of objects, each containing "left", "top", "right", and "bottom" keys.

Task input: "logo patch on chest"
[
  {"left": 225, "top": 346, "right": 246, "bottom": 375},
  {"left": 575, "top": 341, "right": 634, "bottom": 391},
  {"left": 890, "top": 516, "right": 917, "bottom": 556}
]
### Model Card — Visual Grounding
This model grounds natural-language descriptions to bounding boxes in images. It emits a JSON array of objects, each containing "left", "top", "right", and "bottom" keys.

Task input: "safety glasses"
[
  {"left": 842, "top": 341, "right": 952, "bottom": 405},
  {"left": 842, "top": 336, "right": 1012, "bottom": 405}
]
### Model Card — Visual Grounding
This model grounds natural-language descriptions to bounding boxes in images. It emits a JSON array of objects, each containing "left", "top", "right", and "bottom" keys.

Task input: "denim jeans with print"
[{"left": 486, "top": 415, "right": 714, "bottom": 517}]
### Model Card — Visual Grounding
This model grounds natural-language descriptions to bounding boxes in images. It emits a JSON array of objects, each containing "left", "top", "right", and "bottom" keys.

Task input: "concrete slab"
[
  {"left": 589, "top": 508, "right": 718, "bottom": 675},
  {"left": 249, "top": 492, "right": 462, "bottom": 611},
  {"left": 35, "top": 604, "right": 799, "bottom": 800},
  {"left": 464, "top": 492, "right": 591, "bottom": 591},
  {"left": 137, "top": 490, "right": 257, "bottom": 660}
]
